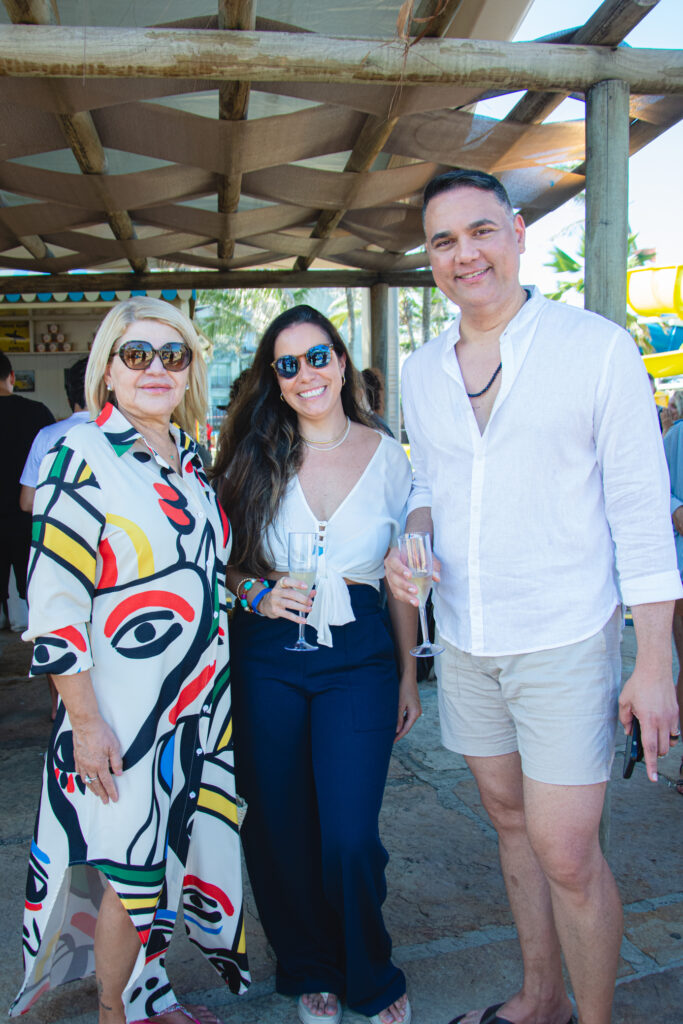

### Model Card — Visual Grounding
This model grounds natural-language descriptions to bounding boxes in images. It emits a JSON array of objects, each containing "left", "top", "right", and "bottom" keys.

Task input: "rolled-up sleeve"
[
  {"left": 594, "top": 329, "right": 682, "bottom": 606},
  {"left": 402, "top": 359, "right": 433, "bottom": 515},
  {"left": 23, "top": 440, "right": 104, "bottom": 670}
]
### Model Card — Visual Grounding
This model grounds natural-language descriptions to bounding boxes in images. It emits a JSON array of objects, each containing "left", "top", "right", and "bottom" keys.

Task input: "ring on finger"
[{"left": 83, "top": 775, "right": 97, "bottom": 784}]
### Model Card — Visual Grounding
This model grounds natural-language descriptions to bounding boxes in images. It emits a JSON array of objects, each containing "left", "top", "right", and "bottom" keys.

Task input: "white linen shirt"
[
  {"left": 264, "top": 433, "right": 411, "bottom": 647},
  {"left": 402, "top": 286, "right": 682, "bottom": 657}
]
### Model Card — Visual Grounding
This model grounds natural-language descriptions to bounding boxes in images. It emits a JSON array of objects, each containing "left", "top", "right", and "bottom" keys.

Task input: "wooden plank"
[
  {"left": 2, "top": 1, "right": 148, "bottom": 275},
  {"left": 0, "top": 28, "right": 679, "bottom": 94},
  {"left": 506, "top": 0, "right": 662, "bottom": 124},
  {"left": 294, "top": 0, "right": 491, "bottom": 273},
  {"left": 584, "top": 79, "right": 630, "bottom": 327},
  {"left": 217, "top": 0, "right": 255, "bottom": 261},
  {"left": 0, "top": 269, "right": 436, "bottom": 293}
]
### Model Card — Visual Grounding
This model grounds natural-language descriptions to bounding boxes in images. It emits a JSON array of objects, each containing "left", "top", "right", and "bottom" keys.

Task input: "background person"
[
  {"left": 360, "top": 366, "right": 393, "bottom": 437},
  {"left": 662, "top": 417, "right": 683, "bottom": 794},
  {"left": 11, "top": 298, "right": 249, "bottom": 1024},
  {"left": 212, "top": 305, "right": 419, "bottom": 1024},
  {"left": 385, "top": 169, "right": 681, "bottom": 1024},
  {"left": 0, "top": 352, "right": 54, "bottom": 630}
]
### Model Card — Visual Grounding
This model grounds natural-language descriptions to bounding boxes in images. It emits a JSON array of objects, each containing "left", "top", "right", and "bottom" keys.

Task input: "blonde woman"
[{"left": 12, "top": 298, "right": 249, "bottom": 1024}]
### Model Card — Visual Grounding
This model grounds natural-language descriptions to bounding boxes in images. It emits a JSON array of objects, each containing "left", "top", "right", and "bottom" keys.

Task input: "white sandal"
[
  {"left": 297, "top": 993, "right": 342, "bottom": 1024},
  {"left": 368, "top": 998, "right": 412, "bottom": 1024}
]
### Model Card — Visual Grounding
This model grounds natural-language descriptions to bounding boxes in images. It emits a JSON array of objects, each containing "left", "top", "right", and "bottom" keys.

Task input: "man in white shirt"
[{"left": 386, "top": 170, "right": 682, "bottom": 1024}]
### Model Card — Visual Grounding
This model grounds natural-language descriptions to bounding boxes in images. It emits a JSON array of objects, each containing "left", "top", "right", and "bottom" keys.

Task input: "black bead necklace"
[{"left": 466, "top": 361, "right": 502, "bottom": 399}]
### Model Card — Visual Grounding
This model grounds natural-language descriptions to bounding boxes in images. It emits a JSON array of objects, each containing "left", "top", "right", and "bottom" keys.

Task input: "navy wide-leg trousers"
[{"left": 230, "top": 585, "right": 406, "bottom": 1016}]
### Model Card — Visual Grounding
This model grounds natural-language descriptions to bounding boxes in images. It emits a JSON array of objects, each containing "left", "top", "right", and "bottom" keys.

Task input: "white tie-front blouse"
[{"left": 263, "top": 433, "right": 412, "bottom": 646}]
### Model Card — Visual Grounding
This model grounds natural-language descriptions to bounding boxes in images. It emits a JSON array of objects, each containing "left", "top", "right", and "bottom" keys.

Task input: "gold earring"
[
  {"left": 342, "top": 373, "right": 346, "bottom": 386},
  {"left": 280, "top": 393, "right": 285, "bottom": 402}
]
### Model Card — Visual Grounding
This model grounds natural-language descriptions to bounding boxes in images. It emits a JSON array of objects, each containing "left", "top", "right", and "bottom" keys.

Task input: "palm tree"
[
  {"left": 544, "top": 227, "right": 656, "bottom": 349},
  {"left": 196, "top": 287, "right": 311, "bottom": 354}
]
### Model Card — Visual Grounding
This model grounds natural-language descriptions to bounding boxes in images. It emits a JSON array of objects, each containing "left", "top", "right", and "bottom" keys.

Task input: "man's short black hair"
[
  {"left": 64, "top": 356, "right": 88, "bottom": 411},
  {"left": 423, "top": 169, "right": 514, "bottom": 224},
  {"left": 0, "top": 351, "right": 13, "bottom": 381}
]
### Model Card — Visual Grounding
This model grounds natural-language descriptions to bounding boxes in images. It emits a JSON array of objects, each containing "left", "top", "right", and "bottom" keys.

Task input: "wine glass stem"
[
  {"left": 418, "top": 602, "right": 429, "bottom": 647},
  {"left": 298, "top": 618, "right": 306, "bottom": 645}
]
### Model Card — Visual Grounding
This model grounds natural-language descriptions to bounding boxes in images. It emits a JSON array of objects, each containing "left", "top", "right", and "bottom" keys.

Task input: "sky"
[{"left": 479, "top": 0, "right": 683, "bottom": 292}]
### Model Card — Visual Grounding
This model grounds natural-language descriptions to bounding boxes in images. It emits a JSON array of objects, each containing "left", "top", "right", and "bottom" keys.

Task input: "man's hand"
[
  {"left": 385, "top": 547, "right": 441, "bottom": 606},
  {"left": 620, "top": 601, "right": 679, "bottom": 782},
  {"left": 673, "top": 506, "right": 683, "bottom": 536}
]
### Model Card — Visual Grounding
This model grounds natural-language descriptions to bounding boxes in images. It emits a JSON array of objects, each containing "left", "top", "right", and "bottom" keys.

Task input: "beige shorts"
[{"left": 436, "top": 609, "right": 622, "bottom": 786}]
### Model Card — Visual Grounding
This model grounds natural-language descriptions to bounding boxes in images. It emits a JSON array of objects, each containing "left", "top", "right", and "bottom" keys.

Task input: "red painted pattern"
[
  {"left": 53, "top": 625, "right": 88, "bottom": 653},
  {"left": 97, "top": 537, "right": 118, "bottom": 589},
  {"left": 66, "top": 774, "right": 75, "bottom": 793},
  {"left": 95, "top": 402, "right": 114, "bottom": 426},
  {"left": 158, "top": 501, "right": 191, "bottom": 526},
  {"left": 184, "top": 874, "right": 235, "bottom": 918},
  {"left": 169, "top": 662, "right": 215, "bottom": 725},
  {"left": 25, "top": 901, "right": 43, "bottom": 912},
  {"left": 70, "top": 911, "right": 97, "bottom": 938},
  {"left": 104, "top": 591, "right": 194, "bottom": 637},
  {"left": 217, "top": 502, "right": 230, "bottom": 548}
]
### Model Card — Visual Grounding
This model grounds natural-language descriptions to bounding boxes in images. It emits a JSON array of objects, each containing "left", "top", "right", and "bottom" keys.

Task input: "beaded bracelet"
[
  {"left": 237, "top": 577, "right": 269, "bottom": 614},
  {"left": 250, "top": 586, "right": 270, "bottom": 615}
]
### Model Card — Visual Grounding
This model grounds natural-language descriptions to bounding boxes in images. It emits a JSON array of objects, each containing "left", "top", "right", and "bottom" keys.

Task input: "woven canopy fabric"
[{"left": 0, "top": 0, "right": 679, "bottom": 284}]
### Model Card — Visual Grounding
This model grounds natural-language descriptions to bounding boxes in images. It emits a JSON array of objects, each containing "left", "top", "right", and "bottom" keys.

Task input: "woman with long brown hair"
[{"left": 213, "top": 305, "right": 419, "bottom": 1024}]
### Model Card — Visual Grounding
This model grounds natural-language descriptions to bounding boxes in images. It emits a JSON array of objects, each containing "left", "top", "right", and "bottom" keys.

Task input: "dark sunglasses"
[
  {"left": 271, "top": 344, "right": 333, "bottom": 380},
  {"left": 111, "top": 339, "right": 193, "bottom": 372}
]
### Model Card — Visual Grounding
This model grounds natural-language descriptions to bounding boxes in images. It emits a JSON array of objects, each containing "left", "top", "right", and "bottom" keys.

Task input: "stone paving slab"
[{"left": 1, "top": 625, "right": 681, "bottom": 1024}]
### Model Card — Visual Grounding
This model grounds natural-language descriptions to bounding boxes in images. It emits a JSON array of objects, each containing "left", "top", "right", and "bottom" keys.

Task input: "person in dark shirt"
[{"left": 0, "top": 353, "right": 54, "bottom": 625}]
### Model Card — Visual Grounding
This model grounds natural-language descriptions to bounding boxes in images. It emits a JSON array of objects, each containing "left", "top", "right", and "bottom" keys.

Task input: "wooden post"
[
  {"left": 585, "top": 79, "right": 630, "bottom": 327},
  {"left": 370, "top": 283, "right": 389, "bottom": 382},
  {"left": 386, "top": 288, "right": 400, "bottom": 439}
]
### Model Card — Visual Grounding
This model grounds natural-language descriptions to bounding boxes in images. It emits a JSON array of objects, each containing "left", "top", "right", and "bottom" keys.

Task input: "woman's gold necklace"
[{"left": 301, "top": 417, "right": 351, "bottom": 451}]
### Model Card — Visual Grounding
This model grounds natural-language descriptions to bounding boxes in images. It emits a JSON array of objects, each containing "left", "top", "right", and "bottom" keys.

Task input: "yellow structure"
[{"left": 627, "top": 265, "right": 683, "bottom": 318}]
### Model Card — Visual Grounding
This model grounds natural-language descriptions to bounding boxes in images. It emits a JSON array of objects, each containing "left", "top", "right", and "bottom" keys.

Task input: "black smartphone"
[{"left": 622, "top": 716, "right": 644, "bottom": 779}]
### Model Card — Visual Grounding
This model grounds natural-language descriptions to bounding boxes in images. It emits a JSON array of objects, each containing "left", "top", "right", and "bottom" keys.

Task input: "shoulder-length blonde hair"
[{"left": 85, "top": 297, "right": 207, "bottom": 433}]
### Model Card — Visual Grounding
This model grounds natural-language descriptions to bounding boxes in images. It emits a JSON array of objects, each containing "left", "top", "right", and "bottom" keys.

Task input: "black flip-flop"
[{"left": 449, "top": 1005, "right": 575, "bottom": 1024}]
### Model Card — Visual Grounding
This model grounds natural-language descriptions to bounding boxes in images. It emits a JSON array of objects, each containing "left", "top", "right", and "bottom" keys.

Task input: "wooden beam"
[
  {"left": 0, "top": 270, "right": 436, "bottom": 294},
  {"left": 506, "top": 0, "right": 662, "bottom": 125},
  {"left": 294, "top": 0, "right": 484, "bottom": 273},
  {"left": 0, "top": 29, "right": 679, "bottom": 94},
  {"left": 2, "top": 0, "right": 148, "bottom": 275},
  {"left": 217, "top": 0, "right": 255, "bottom": 261},
  {"left": 0, "top": 194, "right": 51, "bottom": 260},
  {"left": 518, "top": 95, "right": 683, "bottom": 226},
  {"left": 584, "top": 79, "right": 630, "bottom": 327}
]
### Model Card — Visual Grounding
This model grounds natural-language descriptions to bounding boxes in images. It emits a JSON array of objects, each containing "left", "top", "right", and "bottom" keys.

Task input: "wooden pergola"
[{"left": 0, "top": 0, "right": 681, "bottom": 427}]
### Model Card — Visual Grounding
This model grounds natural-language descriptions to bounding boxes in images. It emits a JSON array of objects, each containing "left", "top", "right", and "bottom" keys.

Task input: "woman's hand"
[
  {"left": 72, "top": 715, "right": 123, "bottom": 805},
  {"left": 394, "top": 675, "right": 421, "bottom": 743},
  {"left": 260, "top": 577, "right": 315, "bottom": 624}
]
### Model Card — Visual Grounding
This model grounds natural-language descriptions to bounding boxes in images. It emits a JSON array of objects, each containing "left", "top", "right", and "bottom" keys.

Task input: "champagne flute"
[
  {"left": 398, "top": 532, "right": 445, "bottom": 658},
  {"left": 285, "top": 532, "right": 319, "bottom": 652}
]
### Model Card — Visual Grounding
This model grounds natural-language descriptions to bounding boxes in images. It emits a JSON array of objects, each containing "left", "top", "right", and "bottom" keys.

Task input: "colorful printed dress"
[{"left": 11, "top": 403, "right": 250, "bottom": 1021}]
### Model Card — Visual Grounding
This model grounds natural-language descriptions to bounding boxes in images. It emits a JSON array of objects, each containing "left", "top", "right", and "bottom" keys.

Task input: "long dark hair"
[{"left": 211, "top": 304, "right": 372, "bottom": 575}]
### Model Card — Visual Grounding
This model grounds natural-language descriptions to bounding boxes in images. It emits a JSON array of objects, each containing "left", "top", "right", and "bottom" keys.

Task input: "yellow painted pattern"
[
  {"left": 106, "top": 514, "right": 155, "bottom": 578},
  {"left": 121, "top": 896, "right": 160, "bottom": 911},
  {"left": 43, "top": 523, "right": 96, "bottom": 582},
  {"left": 237, "top": 919, "right": 246, "bottom": 954},
  {"left": 33, "top": 932, "right": 60, "bottom": 983},
  {"left": 76, "top": 465, "right": 92, "bottom": 484},
  {"left": 216, "top": 719, "right": 232, "bottom": 752},
  {"left": 197, "top": 788, "right": 238, "bottom": 826}
]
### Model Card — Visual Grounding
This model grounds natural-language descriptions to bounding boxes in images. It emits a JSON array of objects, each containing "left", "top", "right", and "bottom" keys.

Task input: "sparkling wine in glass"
[
  {"left": 285, "top": 532, "right": 318, "bottom": 652},
  {"left": 398, "top": 532, "right": 445, "bottom": 658}
]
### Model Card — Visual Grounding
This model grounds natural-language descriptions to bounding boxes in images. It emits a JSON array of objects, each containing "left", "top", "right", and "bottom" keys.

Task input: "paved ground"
[{"left": 1, "top": 623, "right": 681, "bottom": 1024}]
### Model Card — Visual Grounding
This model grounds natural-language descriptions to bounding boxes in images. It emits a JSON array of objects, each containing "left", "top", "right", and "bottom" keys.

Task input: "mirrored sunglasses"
[
  {"left": 112, "top": 339, "right": 193, "bottom": 372},
  {"left": 271, "top": 344, "right": 333, "bottom": 380}
]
